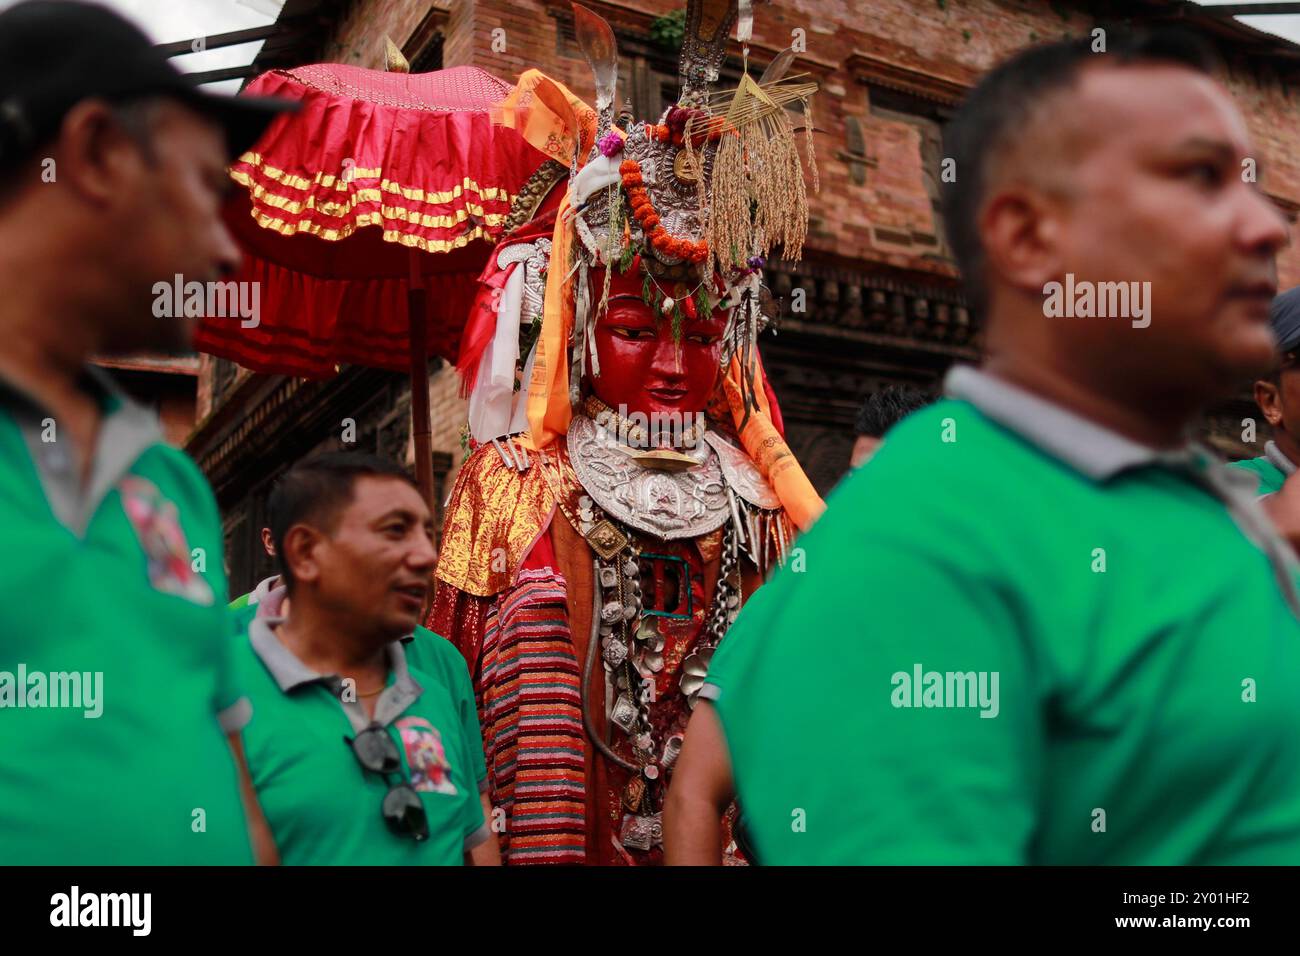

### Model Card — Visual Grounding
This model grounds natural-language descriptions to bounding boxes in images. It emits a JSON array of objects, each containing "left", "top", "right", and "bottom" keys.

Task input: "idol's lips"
[{"left": 648, "top": 387, "right": 689, "bottom": 400}]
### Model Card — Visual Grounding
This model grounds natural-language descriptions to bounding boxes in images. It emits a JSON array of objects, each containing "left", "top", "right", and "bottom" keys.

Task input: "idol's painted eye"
[
  {"left": 685, "top": 333, "right": 720, "bottom": 345},
  {"left": 610, "top": 326, "right": 656, "bottom": 341}
]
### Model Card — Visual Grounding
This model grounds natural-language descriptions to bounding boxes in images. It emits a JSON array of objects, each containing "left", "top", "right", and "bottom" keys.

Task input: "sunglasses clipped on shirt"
[{"left": 344, "top": 723, "right": 430, "bottom": 842}]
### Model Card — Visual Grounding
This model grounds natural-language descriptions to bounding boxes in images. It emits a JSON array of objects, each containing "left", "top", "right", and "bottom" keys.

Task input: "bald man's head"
[
  {"left": 943, "top": 29, "right": 1289, "bottom": 405},
  {"left": 942, "top": 30, "right": 1217, "bottom": 311}
]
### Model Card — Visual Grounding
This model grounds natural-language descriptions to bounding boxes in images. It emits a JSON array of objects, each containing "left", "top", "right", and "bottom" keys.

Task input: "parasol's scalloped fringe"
[
  {"left": 232, "top": 171, "right": 510, "bottom": 227},
  {"left": 246, "top": 208, "right": 500, "bottom": 252},
  {"left": 236, "top": 151, "right": 514, "bottom": 204}
]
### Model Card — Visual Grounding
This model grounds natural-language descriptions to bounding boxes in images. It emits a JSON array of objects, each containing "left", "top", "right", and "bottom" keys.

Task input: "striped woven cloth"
[{"left": 480, "top": 568, "right": 588, "bottom": 863}]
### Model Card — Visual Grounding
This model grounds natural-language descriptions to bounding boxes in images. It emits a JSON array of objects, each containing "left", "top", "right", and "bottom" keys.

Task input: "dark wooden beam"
[
  {"left": 181, "top": 64, "right": 260, "bottom": 86},
  {"left": 1194, "top": 2, "right": 1300, "bottom": 15},
  {"left": 155, "top": 24, "right": 281, "bottom": 57}
]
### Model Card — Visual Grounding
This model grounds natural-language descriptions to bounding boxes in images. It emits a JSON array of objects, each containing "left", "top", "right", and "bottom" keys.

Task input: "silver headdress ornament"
[{"left": 565, "top": 0, "right": 819, "bottom": 425}]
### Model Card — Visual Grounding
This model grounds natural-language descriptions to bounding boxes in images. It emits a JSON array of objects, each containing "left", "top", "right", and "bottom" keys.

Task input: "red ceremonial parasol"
[{"left": 195, "top": 59, "right": 549, "bottom": 503}]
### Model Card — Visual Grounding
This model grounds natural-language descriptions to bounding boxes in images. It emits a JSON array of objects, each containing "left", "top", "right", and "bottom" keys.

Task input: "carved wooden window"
[
  {"left": 403, "top": 8, "right": 446, "bottom": 73},
  {"left": 842, "top": 116, "right": 873, "bottom": 186},
  {"left": 865, "top": 85, "right": 955, "bottom": 264}
]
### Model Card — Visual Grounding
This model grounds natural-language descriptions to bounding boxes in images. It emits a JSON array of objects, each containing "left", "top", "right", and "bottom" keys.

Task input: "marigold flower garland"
[{"left": 618, "top": 118, "right": 728, "bottom": 266}]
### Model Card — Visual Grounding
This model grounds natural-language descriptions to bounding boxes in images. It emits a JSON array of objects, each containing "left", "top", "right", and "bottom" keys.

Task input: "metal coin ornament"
[
  {"left": 611, "top": 694, "right": 639, "bottom": 733},
  {"left": 620, "top": 811, "right": 663, "bottom": 851},
  {"left": 673, "top": 149, "right": 700, "bottom": 183},
  {"left": 678, "top": 646, "right": 715, "bottom": 706},
  {"left": 635, "top": 616, "right": 660, "bottom": 644},
  {"left": 603, "top": 637, "right": 629, "bottom": 667},
  {"left": 662, "top": 733, "right": 685, "bottom": 769}
]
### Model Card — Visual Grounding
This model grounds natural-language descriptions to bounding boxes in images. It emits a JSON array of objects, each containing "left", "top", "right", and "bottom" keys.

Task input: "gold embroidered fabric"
[{"left": 435, "top": 445, "right": 555, "bottom": 597}]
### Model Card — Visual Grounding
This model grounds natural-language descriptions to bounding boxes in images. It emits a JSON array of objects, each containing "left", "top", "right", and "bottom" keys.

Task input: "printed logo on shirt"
[
  {"left": 118, "top": 476, "right": 214, "bottom": 606},
  {"left": 397, "top": 716, "right": 458, "bottom": 795}
]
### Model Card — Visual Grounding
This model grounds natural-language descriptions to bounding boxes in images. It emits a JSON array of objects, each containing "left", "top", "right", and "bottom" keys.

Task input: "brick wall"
[
  {"left": 327, "top": 0, "right": 1299, "bottom": 283},
  {"left": 421, "top": 363, "right": 470, "bottom": 504}
]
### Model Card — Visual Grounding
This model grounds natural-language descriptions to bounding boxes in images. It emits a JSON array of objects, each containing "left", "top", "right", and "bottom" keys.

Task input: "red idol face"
[{"left": 588, "top": 267, "right": 728, "bottom": 418}]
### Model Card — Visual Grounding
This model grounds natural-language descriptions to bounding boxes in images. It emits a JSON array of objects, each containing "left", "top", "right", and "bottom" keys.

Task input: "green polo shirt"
[
  {"left": 1229, "top": 442, "right": 1291, "bottom": 495},
  {"left": 236, "top": 615, "right": 488, "bottom": 865},
  {"left": 0, "top": 369, "right": 252, "bottom": 865},
  {"left": 705, "top": 365, "right": 1300, "bottom": 865}
]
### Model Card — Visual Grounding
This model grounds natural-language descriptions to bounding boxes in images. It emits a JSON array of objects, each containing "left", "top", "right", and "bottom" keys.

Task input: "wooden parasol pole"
[
  {"left": 408, "top": 250, "right": 434, "bottom": 511},
  {"left": 386, "top": 37, "right": 435, "bottom": 511}
]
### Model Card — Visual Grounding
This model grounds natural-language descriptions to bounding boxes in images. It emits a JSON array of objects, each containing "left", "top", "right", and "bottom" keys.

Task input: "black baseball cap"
[
  {"left": 1272, "top": 286, "right": 1300, "bottom": 356},
  {"left": 0, "top": 0, "right": 296, "bottom": 166}
]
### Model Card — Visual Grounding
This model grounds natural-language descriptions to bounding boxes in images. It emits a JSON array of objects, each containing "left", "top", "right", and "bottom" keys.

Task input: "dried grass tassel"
[
  {"left": 705, "top": 73, "right": 815, "bottom": 275},
  {"left": 803, "top": 100, "right": 819, "bottom": 194}
]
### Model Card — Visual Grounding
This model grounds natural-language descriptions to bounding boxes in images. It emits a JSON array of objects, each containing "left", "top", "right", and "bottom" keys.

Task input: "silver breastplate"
[{"left": 566, "top": 413, "right": 780, "bottom": 540}]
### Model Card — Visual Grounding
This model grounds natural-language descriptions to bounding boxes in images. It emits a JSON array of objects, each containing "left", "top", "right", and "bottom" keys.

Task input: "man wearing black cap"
[
  {"left": 1231, "top": 286, "right": 1300, "bottom": 496},
  {"left": 0, "top": 1, "right": 291, "bottom": 863}
]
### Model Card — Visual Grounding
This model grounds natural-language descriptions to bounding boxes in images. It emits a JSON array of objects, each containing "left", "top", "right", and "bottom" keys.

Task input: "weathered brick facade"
[
  {"left": 326, "top": 0, "right": 1300, "bottom": 282},
  {"left": 194, "top": 0, "right": 1300, "bottom": 591}
]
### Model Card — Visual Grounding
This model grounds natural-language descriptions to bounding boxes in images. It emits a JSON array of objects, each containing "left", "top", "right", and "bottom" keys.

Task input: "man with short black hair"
[
  {"left": 850, "top": 385, "right": 934, "bottom": 468},
  {"left": 675, "top": 29, "right": 1300, "bottom": 864},
  {"left": 1231, "top": 286, "right": 1300, "bottom": 495},
  {"left": 233, "top": 452, "right": 498, "bottom": 865},
  {"left": 0, "top": 0, "right": 291, "bottom": 864}
]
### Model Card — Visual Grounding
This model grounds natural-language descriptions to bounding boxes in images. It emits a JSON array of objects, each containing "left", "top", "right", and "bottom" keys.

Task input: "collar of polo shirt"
[
  {"left": 945, "top": 363, "right": 1300, "bottom": 618},
  {"left": 0, "top": 364, "right": 161, "bottom": 535},
  {"left": 248, "top": 615, "right": 424, "bottom": 734}
]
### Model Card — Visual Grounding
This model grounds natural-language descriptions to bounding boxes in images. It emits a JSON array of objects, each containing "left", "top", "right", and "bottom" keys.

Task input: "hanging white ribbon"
[
  {"left": 508, "top": 341, "right": 539, "bottom": 437},
  {"left": 468, "top": 260, "right": 525, "bottom": 443}
]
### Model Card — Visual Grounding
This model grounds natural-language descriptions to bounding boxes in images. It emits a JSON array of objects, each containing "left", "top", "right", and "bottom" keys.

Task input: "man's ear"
[
  {"left": 980, "top": 184, "right": 1065, "bottom": 298},
  {"left": 281, "top": 524, "right": 324, "bottom": 589},
  {"left": 55, "top": 98, "right": 147, "bottom": 210},
  {"left": 1255, "top": 379, "right": 1283, "bottom": 428}
]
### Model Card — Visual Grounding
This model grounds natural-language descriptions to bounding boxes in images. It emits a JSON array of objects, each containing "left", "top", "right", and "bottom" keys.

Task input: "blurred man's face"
[
  {"left": 104, "top": 100, "right": 241, "bottom": 353},
  {"left": 311, "top": 476, "right": 437, "bottom": 638},
  {"left": 998, "top": 63, "right": 1288, "bottom": 398}
]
